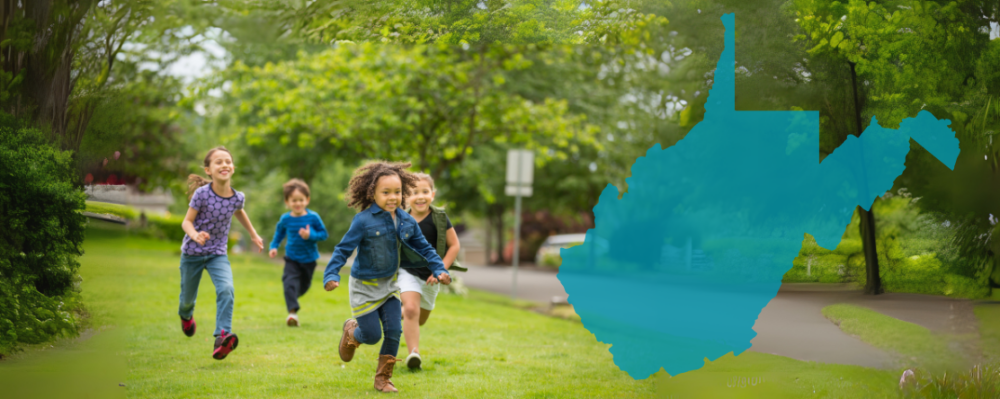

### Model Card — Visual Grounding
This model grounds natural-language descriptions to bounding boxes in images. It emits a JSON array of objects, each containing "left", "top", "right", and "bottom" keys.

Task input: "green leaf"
[{"left": 829, "top": 31, "right": 844, "bottom": 48}]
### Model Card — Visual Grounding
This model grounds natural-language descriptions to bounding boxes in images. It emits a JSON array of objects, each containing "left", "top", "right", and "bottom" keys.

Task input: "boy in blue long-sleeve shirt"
[{"left": 268, "top": 179, "right": 329, "bottom": 326}]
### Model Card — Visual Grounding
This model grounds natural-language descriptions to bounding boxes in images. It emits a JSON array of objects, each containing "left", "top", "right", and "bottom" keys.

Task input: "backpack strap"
[{"left": 431, "top": 205, "right": 466, "bottom": 272}]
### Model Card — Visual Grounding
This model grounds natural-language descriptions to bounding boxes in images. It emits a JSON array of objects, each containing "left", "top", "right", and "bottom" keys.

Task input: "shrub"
[
  {"left": 143, "top": 213, "right": 186, "bottom": 242},
  {"left": 85, "top": 201, "right": 138, "bottom": 220},
  {"left": 0, "top": 115, "right": 87, "bottom": 357},
  {"left": 540, "top": 253, "right": 562, "bottom": 268},
  {"left": 943, "top": 274, "right": 992, "bottom": 299}
]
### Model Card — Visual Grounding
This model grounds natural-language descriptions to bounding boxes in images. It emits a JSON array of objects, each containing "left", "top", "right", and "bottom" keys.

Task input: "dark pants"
[
  {"left": 354, "top": 296, "right": 403, "bottom": 356},
  {"left": 283, "top": 257, "right": 317, "bottom": 312}
]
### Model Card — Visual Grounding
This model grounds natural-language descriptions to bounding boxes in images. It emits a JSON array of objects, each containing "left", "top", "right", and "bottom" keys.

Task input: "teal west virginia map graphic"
[{"left": 558, "top": 13, "right": 960, "bottom": 379}]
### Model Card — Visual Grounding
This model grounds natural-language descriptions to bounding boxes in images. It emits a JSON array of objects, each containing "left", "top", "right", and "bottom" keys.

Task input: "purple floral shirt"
[{"left": 181, "top": 184, "right": 245, "bottom": 256}]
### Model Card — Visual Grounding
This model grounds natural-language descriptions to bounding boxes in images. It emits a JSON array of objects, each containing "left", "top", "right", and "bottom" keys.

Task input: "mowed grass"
[
  {"left": 822, "top": 304, "right": 963, "bottom": 372},
  {"left": 1, "top": 221, "right": 920, "bottom": 398},
  {"left": 655, "top": 351, "right": 899, "bottom": 398},
  {"left": 40, "top": 221, "right": 655, "bottom": 398},
  {"left": 974, "top": 301, "right": 1000, "bottom": 362}
]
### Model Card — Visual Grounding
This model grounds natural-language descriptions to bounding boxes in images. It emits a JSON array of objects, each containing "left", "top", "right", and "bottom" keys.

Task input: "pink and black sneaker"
[
  {"left": 212, "top": 330, "right": 239, "bottom": 360},
  {"left": 181, "top": 316, "right": 196, "bottom": 337}
]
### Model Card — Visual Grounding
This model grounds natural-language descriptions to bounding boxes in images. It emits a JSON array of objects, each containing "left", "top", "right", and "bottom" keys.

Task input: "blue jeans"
[
  {"left": 178, "top": 254, "right": 234, "bottom": 337},
  {"left": 354, "top": 296, "right": 402, "bottom": 356}
]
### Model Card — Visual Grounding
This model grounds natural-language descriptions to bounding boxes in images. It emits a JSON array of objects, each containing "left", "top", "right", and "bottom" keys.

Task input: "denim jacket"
[{"left": 323, "top": 203, "right": 449, "bottom": 284}]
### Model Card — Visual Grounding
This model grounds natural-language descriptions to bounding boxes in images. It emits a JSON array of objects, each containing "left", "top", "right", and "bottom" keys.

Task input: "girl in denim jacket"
[{"left": 323, "top": 161, "right": 450, "bottom": 393}]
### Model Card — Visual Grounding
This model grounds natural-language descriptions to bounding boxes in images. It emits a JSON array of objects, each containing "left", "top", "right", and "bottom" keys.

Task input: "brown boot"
[
  {"left": 339, "top": 319, "right": 361, "bottom": 362},
  {"left": 374, "top": 354, "right": 398, "bottom": 393}
]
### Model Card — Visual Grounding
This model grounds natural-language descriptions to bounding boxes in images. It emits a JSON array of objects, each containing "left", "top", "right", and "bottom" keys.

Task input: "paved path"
[{"left": 459, "top": 264, "right": 981, "bottom": 369}]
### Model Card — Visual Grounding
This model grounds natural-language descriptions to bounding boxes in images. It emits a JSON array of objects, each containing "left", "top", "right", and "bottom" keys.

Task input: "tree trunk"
[
  {"left": 849, "top": 61, "right": 882, "bottom": 295},
  {"left": 858, "top": 205, "right": 883, "bottom": 294},
  {"left": 3, "top": 0, "right": 93, "bottom": 144}
]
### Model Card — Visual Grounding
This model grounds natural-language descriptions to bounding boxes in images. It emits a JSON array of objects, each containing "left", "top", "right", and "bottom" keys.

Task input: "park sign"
[
  {"left": 505, "top": 149, "right": 534, "bottom": 197},
  {"left": 505, "top": 149, "right": 534, "bottom": 299}
]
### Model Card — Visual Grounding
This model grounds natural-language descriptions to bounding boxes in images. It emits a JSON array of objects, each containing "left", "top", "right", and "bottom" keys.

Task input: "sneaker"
[
  {"left": 405, "top": 351, "right": 422, "bottom": 370},
  {"left": 212, "top": 330, "right": 239, "bottom": 360},
  {"left": 286, "top": 314, "right": 299, "bottom": 327},
  {"left": 181, "top": 316, "right": 196, "bottom": 337}
]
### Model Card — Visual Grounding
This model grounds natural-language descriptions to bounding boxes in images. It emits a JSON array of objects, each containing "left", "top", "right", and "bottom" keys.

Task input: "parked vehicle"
[{"left": 535, "top": 234, "right": 607, "bottom": 267}]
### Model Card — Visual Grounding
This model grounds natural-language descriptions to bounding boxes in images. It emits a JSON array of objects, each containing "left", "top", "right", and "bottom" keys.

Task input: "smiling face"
[
  {"left": 373, "top": 174, "right": 403, "bottom": 212},
  {"left": 285, "top": 189, "right": 309, "bottom": 216},
  {"left": 408, "top": 179, "right": 435, "bottom": 214},
  {"left": 204, "top": 150, "right": 235, "bottom": 183}
]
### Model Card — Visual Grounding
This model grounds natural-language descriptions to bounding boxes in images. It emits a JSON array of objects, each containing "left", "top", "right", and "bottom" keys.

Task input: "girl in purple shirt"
[{"left": 178, "top": 146, "right": 264, "bottom": 360}]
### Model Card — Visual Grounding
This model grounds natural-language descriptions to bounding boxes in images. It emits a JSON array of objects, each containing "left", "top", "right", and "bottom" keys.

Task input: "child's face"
[
  {"left": 408, "top": 179, "right": 435, "bottom": 214},
  {"left": 204, "top": 151, "right": 235, "bottom": 183},
  {"left": 285, "top": 190, "right": 309, "bottom": 215},
  {"left": 373, "top": 174, "right": 402, "bottom": 213}
]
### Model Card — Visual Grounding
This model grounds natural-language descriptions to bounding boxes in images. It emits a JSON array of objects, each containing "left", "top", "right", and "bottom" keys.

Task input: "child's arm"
[
  {"left": 268, "top": 216, "right": 286, "bottom": 258},
  {"left": 323, "top": 215, "right": 363, "bottom": 290},
  {"left": 405, "top": 227, "right": 450, "bottom": 284},
  {"left": 234, "top": 209, "right": 264, "bottom": 253},
  {"left": 181, "top": 208, "right": 209, "bottom": 245},
  {"left": 309, "top": 214, "right": 330, "bottom": 242},
  {"left": 442, "top": 227, "right": 461, "bottom": 269}
]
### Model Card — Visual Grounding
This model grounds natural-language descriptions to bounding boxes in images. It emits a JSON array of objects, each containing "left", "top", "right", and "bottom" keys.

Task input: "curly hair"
[
  {"left": 283, "top": 178, "right": 310, "bottom": 200},
  {"left": 345, "top": 161, "right": 418, "bottom": 211}
]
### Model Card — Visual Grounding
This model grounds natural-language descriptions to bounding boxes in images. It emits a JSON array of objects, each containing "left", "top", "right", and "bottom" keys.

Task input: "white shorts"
[{"left": 397, "top": 269, "right": 441, "bottom": 311}]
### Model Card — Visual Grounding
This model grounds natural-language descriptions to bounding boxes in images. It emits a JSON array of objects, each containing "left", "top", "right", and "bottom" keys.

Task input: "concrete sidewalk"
[{"left": 458, "top": 264, "right": 980, "bottom": 369}]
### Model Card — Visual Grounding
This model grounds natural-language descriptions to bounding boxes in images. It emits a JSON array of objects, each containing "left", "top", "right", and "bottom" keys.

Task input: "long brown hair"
[
  {"left": 345, "top": 161, "right": 418, "bottom": 211},
  {"left": 187, "top": 146, "right": 233, "bottom": 200}
]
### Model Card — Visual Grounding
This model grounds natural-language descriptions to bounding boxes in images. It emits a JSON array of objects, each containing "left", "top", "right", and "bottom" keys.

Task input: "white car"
[{"left": 535, "top": 234, "right": 608, "bottom": 266}]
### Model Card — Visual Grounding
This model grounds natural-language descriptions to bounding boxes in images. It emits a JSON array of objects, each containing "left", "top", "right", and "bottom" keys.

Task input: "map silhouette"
[{"left": 558, "top": 13, "right": 960, "bottom": 379}]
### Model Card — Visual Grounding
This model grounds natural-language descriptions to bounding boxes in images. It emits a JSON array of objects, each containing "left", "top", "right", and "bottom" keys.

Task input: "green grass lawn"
[
  {"left": 0, "top": 221, "right": 914, "bottom": 398},
  {"left": 822, "top": 304, "right": 964, "bottom": 372},
  {"left": 655, "top": 351, "right": 898, "bottom": 399},
  {"left": 974, "top": 295, "right": 1000, "bottom": 362}
]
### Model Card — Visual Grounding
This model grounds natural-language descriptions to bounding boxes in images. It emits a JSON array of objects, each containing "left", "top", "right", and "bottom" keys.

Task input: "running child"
[
  {"left": 178, "top": 146, "right": 264, "bottom": 360},
  {"left": 323, "top": 161, "right": 451, "bottom": 393},
  {"left": 398, "top": 172, "right": 467, "bottom": 370},
  {"left": 269, "top": 178, "right": 329, "bottom": 327}
]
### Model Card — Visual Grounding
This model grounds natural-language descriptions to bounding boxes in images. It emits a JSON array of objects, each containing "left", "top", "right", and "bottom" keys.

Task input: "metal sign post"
[{"left": 505, "top": 149, "right": 534, "bottom": 299}]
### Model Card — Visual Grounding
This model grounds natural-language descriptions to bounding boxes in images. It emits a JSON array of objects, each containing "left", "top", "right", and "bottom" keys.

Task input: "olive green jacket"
[{"left": 400, "top": 205, "right": 467, "bottom": 272}]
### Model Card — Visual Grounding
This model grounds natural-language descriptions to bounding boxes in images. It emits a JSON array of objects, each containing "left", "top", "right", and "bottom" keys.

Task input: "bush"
[
  {"left": 142, "top": 213, "right": 186, "bottom": 242},
  {"left": 943, "top": 274, "right": 992, "bottom": 299},
  {"left": 85, "top": 201, "right": 137, "bottom": 220},
  {"left": 540, "top": 253, "right": 562, "bottom": 268},
  {"left": 0, "top": 115, "right": 87, "bottom": 357}
]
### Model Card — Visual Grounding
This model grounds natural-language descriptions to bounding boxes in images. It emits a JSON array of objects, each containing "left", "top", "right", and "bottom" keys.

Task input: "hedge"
[{"left": 0, "top": 115, "right": 87, "bottom": 356}]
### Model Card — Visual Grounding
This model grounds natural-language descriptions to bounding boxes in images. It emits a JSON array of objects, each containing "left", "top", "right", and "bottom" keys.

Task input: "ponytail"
[{"left": 187, "top": 174, "right": 212, "bottom": 201}]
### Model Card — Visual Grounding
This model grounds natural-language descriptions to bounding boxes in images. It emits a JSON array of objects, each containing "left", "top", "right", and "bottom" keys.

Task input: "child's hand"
[
  {"left": 437, "top": 273, "right": 452, "bottom": 285},
  {"left": 193, "top": 231, "right": 210, "bottom": 245},
  {"left": 324, "top": 281, "right": 340, "bottom": 291},
  {"left": 299, "top": 225, "right": 311, "bottom": 240},
  {"left": 269, "top": 248, "right": 277, "bottom": 258},
  {"left": 425, "top": 275, "right": 439, "bottom": 285},
  {"left": 251, "top": 235, "right": 264, "bottom": 253}
]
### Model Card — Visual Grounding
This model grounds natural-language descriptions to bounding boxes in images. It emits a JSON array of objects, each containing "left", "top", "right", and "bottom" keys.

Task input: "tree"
[
  {"left": 792, "top": 0, "right": 992, "bottom": 294},
  {"left": 225, "top": 42, "right": 600, "bottom": 185},
  {"left": 268, "top": 0, "right": 588, "bottom": 46},
  {"left": 0, "top": 0, "right": 218, "bottom": 191}
]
